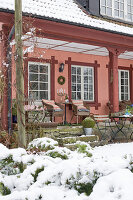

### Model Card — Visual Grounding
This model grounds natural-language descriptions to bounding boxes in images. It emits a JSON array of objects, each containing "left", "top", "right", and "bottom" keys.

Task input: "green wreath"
[{"left": 58, "top": 76, "right": 65, "bottom": 85}]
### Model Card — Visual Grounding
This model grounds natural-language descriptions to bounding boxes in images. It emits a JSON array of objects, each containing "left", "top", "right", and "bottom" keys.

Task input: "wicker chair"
[
  {"left": 70, "top": 100, "right": 90, "bottom": 124},
  {"left": 42, "top": 99, "right": 64, "bottom": 123}
]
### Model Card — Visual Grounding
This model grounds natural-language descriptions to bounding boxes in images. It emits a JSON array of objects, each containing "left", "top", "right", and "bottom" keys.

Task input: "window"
[
  {"left": 101, "top": 0, "right": 133, "bottom": 22},
  {"left": 71, "top": 65, "right": 94, "bottom": 101},
  {"left": 118, "top": 70, "right": 130, "bottom": 101},
  {"left": 28, "top": 62, "right": 50, "bottom": 101}
]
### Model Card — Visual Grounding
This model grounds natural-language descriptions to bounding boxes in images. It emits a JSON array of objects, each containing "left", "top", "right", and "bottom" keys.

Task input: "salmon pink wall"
[{"left": 11, "top": 47, "right": 133, "bottom": 123}]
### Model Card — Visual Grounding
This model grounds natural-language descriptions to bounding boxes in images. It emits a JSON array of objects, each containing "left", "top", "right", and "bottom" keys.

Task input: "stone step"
[
  {"left": 64, "top": 140, "right": 108, "bottom": 150},
  {"left": 57, "top": 135, "right": 98, "bottom": 146}
]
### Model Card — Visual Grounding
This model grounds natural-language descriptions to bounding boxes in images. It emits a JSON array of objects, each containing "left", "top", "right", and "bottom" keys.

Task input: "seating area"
[{"left": 13, "top": 98, "right": 133, "bottom": 143}]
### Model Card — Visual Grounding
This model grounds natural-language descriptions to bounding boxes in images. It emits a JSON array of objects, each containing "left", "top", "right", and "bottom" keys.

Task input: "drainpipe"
[{"left": 7, "top": 25, "right": 15, "bottom": 135}]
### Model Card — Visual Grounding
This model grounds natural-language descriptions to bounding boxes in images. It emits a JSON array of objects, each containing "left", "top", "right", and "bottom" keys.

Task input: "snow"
[
  {"left": 0, "top": 0, "right": 133, "bottom": 36},
  {"left": 1, "top": 138, "right": 133, "bottom": 200}
]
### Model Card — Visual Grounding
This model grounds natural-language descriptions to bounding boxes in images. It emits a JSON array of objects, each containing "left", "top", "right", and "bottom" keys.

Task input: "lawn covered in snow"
[{"left": 0, "top": 138, "right": 133, "bottom": 200}]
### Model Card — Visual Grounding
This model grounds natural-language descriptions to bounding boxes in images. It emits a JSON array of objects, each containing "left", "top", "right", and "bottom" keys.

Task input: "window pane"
[
  {"left": 84, "top": 84, "right": 88, "bottom": 91},
  {"left": 125, "top": 72, "right": 128, "bottom": 78},
  {"left": 121, "top": 86, "right": 124, "bottom": 92},
  {"left": 125, "top": 79, "right": 128, "bottom": 85},
  {"left": 72, "top": 67, "right": 76, "bottom": 74},
  {"left": 77, "top": 92, "right": 81, "bottom": 100},
  {"left": 107, "top": 8, "right": 112, "bottom": 16},
  {"left": 120, "top": 11, "right": 124, "bottom": 18},
  {"left": 29, "top": 91, "right": 38, "bottom": 100},
  {"left": 120, "top": 3, "right": 124, "bottom": 10},
  {"left": 84, "top": 92, "right": 88, "bottom": 100},
  {"left": 72, "top": 75, "right": 76, "bottom": 83},
  {"left": 114, "top": 10, "right": 119, "bottom": 16},
  {"left": 40, "top": 65, "right": 48, "bottom": 73},
  {"left": 72, "top": 85, "right": 76, "bottom": 91},
  {"left": 72, "top": 92, "right": 76, "bottom": 99},
  {"left": 77, "top": 75, "right": 81, "bottom": 83},
  {"left": 77, "top": 67, "right": 81, "bottom": 75},
  {"left": 128, "top": 0, "right": 131, "bottom": 3},
  {"left": 77, "top": 84, "right": 81, "bottom": 91},
  {"left": 128, "top": 5, "right": 131, "bottom": 12},
  {"left": 125, "top": 86, "right": 128, "bottom": 93},
  {"left": 107, "top": 0, "right": 112, "bottom": 7},
  {"left": 125, "top": 94, "right": 128, "bottom": 100},
  {"left": 29, "top": 65, "right": 38, "bottom": 73},
  {"left": 84, "top": 68, "right": 88, "bottom": 75},
  {"left": 29, "top": 82, "right": 38, "bottom": 90},
  {"left": 40, "top": 74, "right": 48, "bottom": 82},
  {"left": 84, "top": 76, "right": 88, "bottom": 83},
  {"left": 101, "top": 6, "right": 106, "bottom": 14},
  {"left": 89, "top": 93, "right": 93, "bottom": 101},
  {"left": 40, "top": 83, "right": 48, "bottom": 90},
  {"left": 128, "top": 13, "right": 132, "bottom": 19},
  {"left": 121, "top": 71, "right": 124, "bottom": 78},
  {"left": 115, "top": 1, "right": 119, "bottom": 9},
  {"left": 121, "top": 79, "right": 124, "bottom": 85},
  {"left": 101, "top": 0, "right": 106, "bottom": 6},
  {"left": 40, "top": 91, "right": 48, "bottom": 100},
  {"left": 29, "top": 74, "right": 38, "bottom": 81}
]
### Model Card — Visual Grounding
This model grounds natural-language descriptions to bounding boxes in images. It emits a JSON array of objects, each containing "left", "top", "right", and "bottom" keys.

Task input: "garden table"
[{"left": 109, "top": 115, "right": 133, "bottom": 141}]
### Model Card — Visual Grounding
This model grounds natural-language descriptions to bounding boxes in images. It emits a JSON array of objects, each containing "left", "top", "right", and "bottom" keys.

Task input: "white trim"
[
  {"left": 28, "top": 62, "right": 51, "bottom": 104},
  {"left": 118, "top": 69, "right": 130, "bottom": 101},
  {"left": 100, "top": 0, "right": 133, "bottom": 22},
  {"left": 71, "top": 65, "right": 94, "bottom": 101}
]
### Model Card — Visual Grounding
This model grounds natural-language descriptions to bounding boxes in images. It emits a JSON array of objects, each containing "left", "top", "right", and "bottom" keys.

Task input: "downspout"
[{"left": 7, "top": 25, "right": 15, "bottom": 135}]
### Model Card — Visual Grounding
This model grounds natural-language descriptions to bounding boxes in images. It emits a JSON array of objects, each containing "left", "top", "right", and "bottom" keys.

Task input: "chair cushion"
[
  {"left": 42, "top": 99, "right": 62, "bottom": 112},
  {"left": 71, "top": 100, "right": 83, "bottom": 105},
  {"left": 77, "top": 105, "right": 89, "bottom": 112}
]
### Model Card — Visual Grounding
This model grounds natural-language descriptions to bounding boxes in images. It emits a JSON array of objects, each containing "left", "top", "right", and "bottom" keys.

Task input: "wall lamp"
[{"left": 59, "top": 63, "right": 65, "bottom": 72}]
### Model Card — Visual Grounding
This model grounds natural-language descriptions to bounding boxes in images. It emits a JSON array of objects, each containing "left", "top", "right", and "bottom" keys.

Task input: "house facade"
[{"left": 0, "top": 0, "right": 133, "bottom": 130}]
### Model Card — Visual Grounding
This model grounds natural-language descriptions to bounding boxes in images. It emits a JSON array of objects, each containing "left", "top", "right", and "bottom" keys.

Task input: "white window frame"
[
  {"left": 100, "top": 0, "right": 133, "bottom": 22},
  {"left": 118, "top": 69, "right": 130, "bottom": 101},
  {"left": 71, "top": 65, "right": 94, "bottom": 101},
  {"left": 28, "top": 62, "right": 50, "bottom": 103}
]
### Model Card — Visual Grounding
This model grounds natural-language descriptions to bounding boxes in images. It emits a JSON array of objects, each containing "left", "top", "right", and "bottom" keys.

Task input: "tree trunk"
[{"left": 15, "top": 0, "right": 26, "bottom": 148}]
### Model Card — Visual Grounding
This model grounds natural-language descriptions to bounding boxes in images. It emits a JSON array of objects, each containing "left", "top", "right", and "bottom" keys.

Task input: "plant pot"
[
  {"left": 84, "top": 128, "right": 93, "bottom": 135},
  {"left": 65, "top": 99, "right": 69, "bottom": 103}
]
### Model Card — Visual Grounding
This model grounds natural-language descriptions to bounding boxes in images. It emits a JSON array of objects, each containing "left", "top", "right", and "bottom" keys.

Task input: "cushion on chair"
[
  {"left": 71, "top": 100, "right": 89, "bottom": 112},
  {"left": 42, "top": 99, "right": 62, "bottom": 112},
  {"left": 71, "top": 100, "right": 83, "bottom": 105},
  {"left": 78, "top": 105, "right": 89, "bottom": 112}
]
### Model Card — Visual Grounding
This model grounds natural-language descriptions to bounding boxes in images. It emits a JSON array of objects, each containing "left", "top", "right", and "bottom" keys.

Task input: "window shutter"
[{"left": 88, "top": 0, "right": 100, "bottom": 16}]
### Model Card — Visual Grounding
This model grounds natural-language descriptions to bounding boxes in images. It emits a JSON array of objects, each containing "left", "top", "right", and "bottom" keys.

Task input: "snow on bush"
[{"left": 0, "top": 138, "right": 133, "bottom": 200}]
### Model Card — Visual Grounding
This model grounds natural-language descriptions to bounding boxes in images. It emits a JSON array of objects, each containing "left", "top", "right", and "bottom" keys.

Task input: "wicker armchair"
[
  {"left": 71, "top": 100, "right": 90, "bottom": 124},
  {"left": 42, "top": 99, "right": 64, "bottom": 123}
]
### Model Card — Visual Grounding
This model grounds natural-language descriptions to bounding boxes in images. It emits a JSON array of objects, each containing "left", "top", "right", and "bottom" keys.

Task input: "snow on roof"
[{"left": 0, "top": 0, "right": 133, "bottom": 36}]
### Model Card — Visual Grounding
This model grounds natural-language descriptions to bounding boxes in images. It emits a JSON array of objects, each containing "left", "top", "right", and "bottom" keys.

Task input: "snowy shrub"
[
  {"left": 27, "top": 138, "right": 58, "bottom": 153},
  {"left": 75, "top": 141, "right": 93, "bottom": 157},
  {"left": 46, "top": 147, "right": 71, "bottom": 160},
  {"left": 0, "top": 182, "right": 11, "bottom": 196},
  {"left": 0, "top": 155, "right": 22, "bottom": 175},
  {"left": 31, "top": 166, "right": 44, "bottom": 182}
]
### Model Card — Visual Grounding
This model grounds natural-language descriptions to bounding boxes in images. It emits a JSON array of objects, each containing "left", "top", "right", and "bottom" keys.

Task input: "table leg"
[{"left": 64, "top": 104, "right": 67, "bottom": 124}]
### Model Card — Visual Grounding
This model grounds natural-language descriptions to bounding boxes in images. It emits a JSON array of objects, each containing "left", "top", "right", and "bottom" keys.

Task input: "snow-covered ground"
[{"left": 0, "top": 138, "right": 133, "bottom": 200}]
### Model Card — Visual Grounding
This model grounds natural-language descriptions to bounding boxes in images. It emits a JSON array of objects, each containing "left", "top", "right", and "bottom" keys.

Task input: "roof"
[{"left": 0, "top": 0, "right": 133, "bottom": 36}]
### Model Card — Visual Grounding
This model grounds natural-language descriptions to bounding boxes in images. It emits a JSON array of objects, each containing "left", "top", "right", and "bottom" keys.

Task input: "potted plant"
[
  {"left": 12, "top": 99, "right": 17, "bottom": 123},
  {"left": 64, "top": 94, "right": 69, "bottom": 103},
  {"left": 81, "top": 117, "right": 95, "bottom": 135}
]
